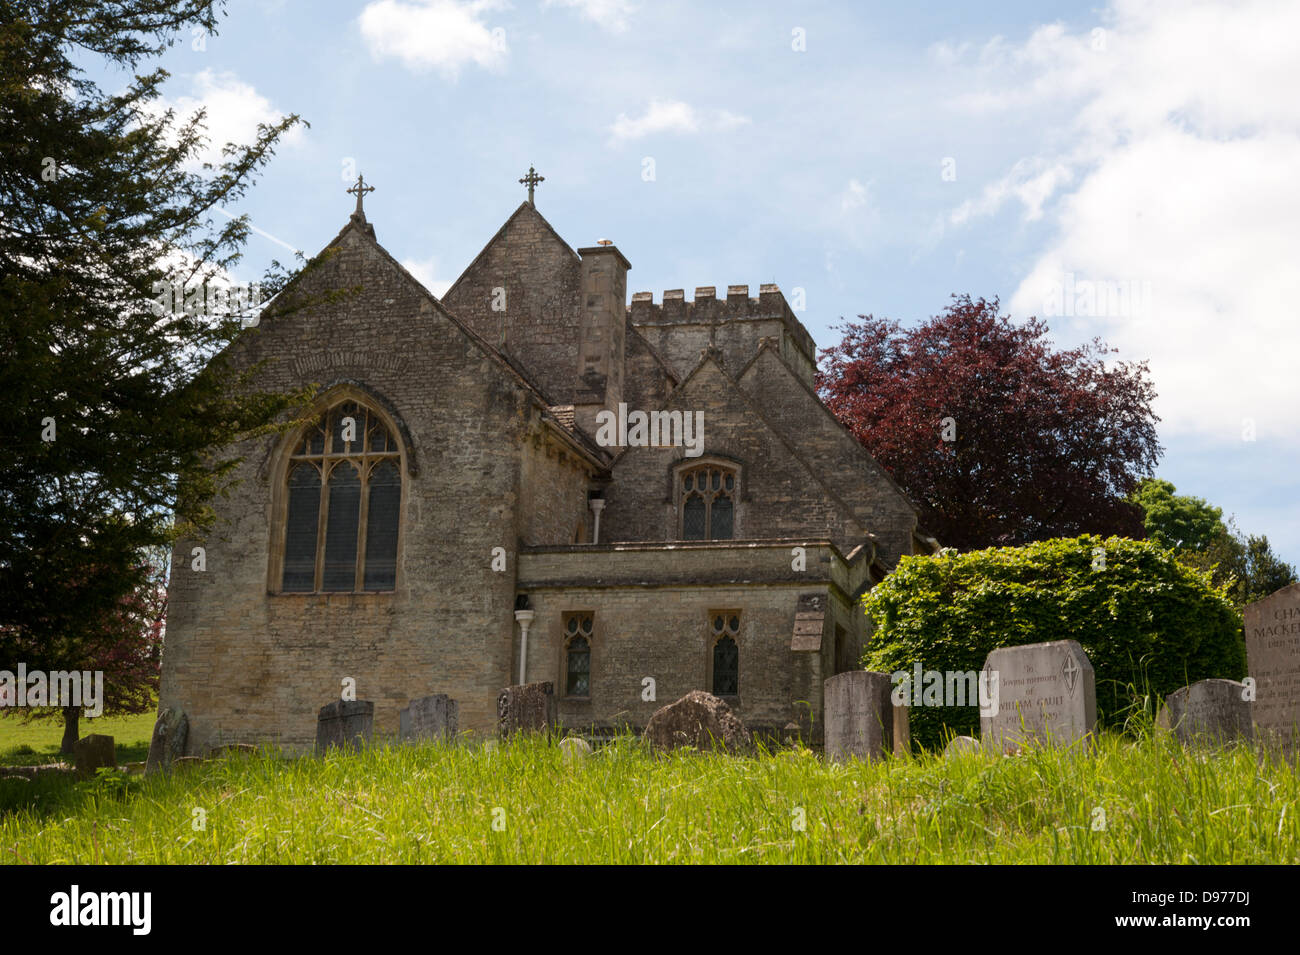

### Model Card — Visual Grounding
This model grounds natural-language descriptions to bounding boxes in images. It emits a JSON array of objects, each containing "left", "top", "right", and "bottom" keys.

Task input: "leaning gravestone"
[
  {"left": 497, "top": 682, "right": 557, "bottom": 737},
  {"left": 981, "top": 640, "right": 1096, "bottom": 753},
  {"left": 73, "top": 734, "right": 116, "bottom": 777},
  {"left": 1156, "top": 679, "right": 1252, "bottom": 746},
  {"left": 400, "top": 694, "right": 458, "bottom": 742},
  {"left": 823, "top": 671, "right": 910, "bottom": 762},
  {"left": 1244, "top": 583, "right": 1300, "bottom": 751},
  {"left": 316, "top": 700, "right": 374, "bottom": 753},
  {"left": 145, "top": 707, "right": 189, "bottom": 776}
]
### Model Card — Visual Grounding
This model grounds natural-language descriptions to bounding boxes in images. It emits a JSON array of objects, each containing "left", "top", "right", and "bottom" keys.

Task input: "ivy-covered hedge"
[{"left": 861, "top": 536, "right": 1244, "bottom": 751}]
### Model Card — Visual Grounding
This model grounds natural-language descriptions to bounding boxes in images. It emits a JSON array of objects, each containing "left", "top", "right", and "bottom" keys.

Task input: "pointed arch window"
[
  {"left": 680, "top": 465, "right": 736, "bottom": 540},
  {"left": 564, "top": 613, "right": 593, "bottom": 698},
  {"left": 281, "top": 399, "right": 401, "bottom": 593},
  {"left": 710, "top": 612, "right": 740, "bottom": 696}
]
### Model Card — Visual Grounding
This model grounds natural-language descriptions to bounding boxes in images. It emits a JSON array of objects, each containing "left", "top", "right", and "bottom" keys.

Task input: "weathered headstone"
[
  {"left": 73, "top": 734, "right": 116, "bottom": 777},
  {"left": 981, "top": 640, "right": 1096, "bottom": 753},
  {"left": 558, "top": 736, "right": 592, "bottom": 761},
  {"left": 823, "top": 671, "right": 910, "bottom": 762},
  {"left": 642, "top": 690, "right": 751, "bottom": 752},
  {"left": 1244, "top": 583, "right": 1300, "bottom": 750},
  {"left": 944, "top": 735, "right": 981, "bottom": 758},
  {"left": 316, "top": 699, "right": 374, "bottom": 753},
  {"left": 400, "top": 694, "right": 458, "bottom": 742},
  {"left": 497, "top": 682, "right": 557, "bottom": 737},
  {"left": 145, "top": 707, "right": 188, "bottom": 776},
  {"left": 1156, "top": 679, "right": 1252, "bottom": 745}
]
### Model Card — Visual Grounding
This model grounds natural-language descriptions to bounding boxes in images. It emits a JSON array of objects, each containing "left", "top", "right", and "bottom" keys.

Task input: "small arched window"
[
  {"left": 710, "top": 612, "right": 740, "bottom": 696},
  {"left": 680, "top": 465, "right": 735, "bottom": 540},
  {"left": 564, "top": 613, "right": 593, "bottom": 698},
  {"left": 281, "top": 399, "right": 401, "bottom": 593}
]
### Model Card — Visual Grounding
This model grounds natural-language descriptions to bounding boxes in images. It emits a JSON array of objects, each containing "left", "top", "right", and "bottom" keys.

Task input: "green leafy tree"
[
  {"left": 1179, "top": 520, "right": 1297, "bottom": 611},
  {"left": 0, "top": 1, "right": 312, "bottom": 743},
  {"left": 1131, "top": 480, "right": 1297, "bottom": 611},
  {"left": 1131, "top": 478, "right": 1222, "bottom": 551}
]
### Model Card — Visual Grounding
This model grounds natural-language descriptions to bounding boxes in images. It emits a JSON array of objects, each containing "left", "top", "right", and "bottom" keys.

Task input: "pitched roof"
[
  {"left": 267, "top": 213, "right": 610, "bottom": 470},
  {"left": 443, "top": 201, "right": 580, "bottom": 303}
]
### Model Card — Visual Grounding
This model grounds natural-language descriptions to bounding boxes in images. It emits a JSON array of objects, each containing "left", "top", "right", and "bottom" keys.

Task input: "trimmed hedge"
[{"left": 861, "top": 535, "right": 1245, "bottom": 751}]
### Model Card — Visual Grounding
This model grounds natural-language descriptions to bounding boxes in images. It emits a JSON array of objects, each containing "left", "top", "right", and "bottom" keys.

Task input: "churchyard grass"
[
  {"left": 2, "top": 727, "right": 1296, "bottom": 864},
  {"left": 0, "top": 711, "right": 155, "bottom": 766}
]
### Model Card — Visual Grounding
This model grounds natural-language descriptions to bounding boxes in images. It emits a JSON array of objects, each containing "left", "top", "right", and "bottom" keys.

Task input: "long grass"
[
  {"left": 2, "top": 727, "right": 1296, "bottom": 864},
  {"left": 0, "top": 711, "right": 155, "bottom": 766}
]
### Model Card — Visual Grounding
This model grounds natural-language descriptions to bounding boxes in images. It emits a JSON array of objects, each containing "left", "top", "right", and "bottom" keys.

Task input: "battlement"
[{"left": 628, "top": 283, "right": 817, "bottom": 388}]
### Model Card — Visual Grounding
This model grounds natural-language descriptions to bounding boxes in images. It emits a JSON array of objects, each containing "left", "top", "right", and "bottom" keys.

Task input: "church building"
[{"left": 160, "top": 171, "right": 939, "bottom": 753}]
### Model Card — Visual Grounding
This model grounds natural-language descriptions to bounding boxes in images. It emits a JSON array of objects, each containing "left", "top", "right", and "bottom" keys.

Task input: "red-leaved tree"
[{"left": 816, "top": 295, "right": 1161, "bottom": 550}]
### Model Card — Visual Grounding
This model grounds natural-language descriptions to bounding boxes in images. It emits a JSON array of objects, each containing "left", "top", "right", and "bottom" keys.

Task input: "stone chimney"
[{"left": 573, "top": 243, "right": 631, "bottom": 436}]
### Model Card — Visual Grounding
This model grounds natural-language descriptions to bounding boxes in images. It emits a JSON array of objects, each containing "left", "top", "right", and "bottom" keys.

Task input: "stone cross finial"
[
  {"left": 347, "top": 174, "right": 375, "bottom": 218},
  {"left": 519, "top": 165, "right": 544, "bottom": 205}
]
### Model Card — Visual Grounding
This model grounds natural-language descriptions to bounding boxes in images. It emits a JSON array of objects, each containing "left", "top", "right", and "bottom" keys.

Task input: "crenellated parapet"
[{"left": 629, "top": 283, "right": 817, "bottom": 388}]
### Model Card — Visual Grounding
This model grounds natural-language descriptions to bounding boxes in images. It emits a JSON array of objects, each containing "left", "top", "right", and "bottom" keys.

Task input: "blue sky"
[{"left": 95, "top": 0, "right": 1300, "bottom": 566}]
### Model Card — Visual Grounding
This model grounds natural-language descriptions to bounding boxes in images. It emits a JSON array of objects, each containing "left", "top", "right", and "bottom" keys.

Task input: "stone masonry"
[{"left": 158, "top": 187, "right": 935, "bottom": 753}]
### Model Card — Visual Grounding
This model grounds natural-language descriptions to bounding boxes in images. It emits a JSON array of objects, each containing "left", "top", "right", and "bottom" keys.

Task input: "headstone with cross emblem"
[{"left": 980, "top": 639, "right": 1096, "bottom": 754}]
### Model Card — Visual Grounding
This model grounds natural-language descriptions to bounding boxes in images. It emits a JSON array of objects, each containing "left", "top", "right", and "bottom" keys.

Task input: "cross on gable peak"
[
  {"left": 519, "top": 165, "right": 544, "bottom": 205},
  {"left": 347, "top": 173, "right": 376, "bottom": 219}
]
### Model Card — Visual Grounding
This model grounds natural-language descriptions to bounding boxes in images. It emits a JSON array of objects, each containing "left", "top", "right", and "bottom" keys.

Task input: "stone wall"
[
  {"left": 441, "top": 203, "right": 583, "bottom": 405},
  {"left": 161, "top": 222, "right": 557, "bottom": 751},
  {"left": 599, "top": 360, "right": 869, "bottom": 552}
]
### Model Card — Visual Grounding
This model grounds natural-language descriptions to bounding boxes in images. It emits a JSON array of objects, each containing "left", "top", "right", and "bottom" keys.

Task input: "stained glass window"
[{"left": 281, "top": 398, "right": 402, "bottom": 592}]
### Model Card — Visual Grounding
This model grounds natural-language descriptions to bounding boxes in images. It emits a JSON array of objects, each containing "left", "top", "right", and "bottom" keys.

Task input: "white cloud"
[
  {"left": 150, "top": 70, "right": 304, "bottom": 169},
  {"left": 949, "top": 158, "right": 1072, "bottom": 225},
  {"left": 358, "top": 0, "right": 508, "bottom": 79},
  {"left": 947, "top": 0, "right": 1300, "bottom": 444},
  {"left": 608, "top": 99, "right": 750, "bottom": 143},
  {"left": 543, "top": 0, "right": 635, "bottom": 33},
  {"left": 401, "top": 256, "right": 454, "bottom": 297},
  {"left": 840, "top": 178, "right": 870, "bottom": 214}
]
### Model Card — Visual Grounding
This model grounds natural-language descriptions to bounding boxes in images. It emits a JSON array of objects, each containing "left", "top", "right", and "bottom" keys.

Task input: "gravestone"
[
  {"left": 559, "top": 736, "right": 592, "bottom": 761},
  {"left": 1244, "top": 583, "right": 1300, "bottom": 750},
  {"left": 944, "top": 735, "right": 981, "bottom": 758},
  {"left": 400, "top": 694, "right": 458, "bottom": 742},
  {"left": 316, "top": 700, "right": 374, "bottom": 753},
  {"left": 1156, "top": 679, "right": 1252, "bottom": 745},
  {"left": 73, "top": 734, "right": 116, "bottom": 777},
  {"left": 823, "top": 671, "right": 910, "bottom": 762},
  {"left": 497, "top": 682, "right": 557, "bottom": 737},
  {"left": 145, "top": 707, "right": 188, "bottom": 776},
  {"left": 981, "top": 640, "right": 1096, "bottom": 753},
  {"left": 642, "top": 690, "right": 751, "bottom": 752}
]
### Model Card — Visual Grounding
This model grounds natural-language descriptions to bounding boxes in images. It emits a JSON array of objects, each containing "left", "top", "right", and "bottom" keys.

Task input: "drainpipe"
[
  {"left": 514, "top": 609, "right": 535, "bottom": 685},
  {"left": 589, "top": 498, "right": 606, "bottom": 545}
]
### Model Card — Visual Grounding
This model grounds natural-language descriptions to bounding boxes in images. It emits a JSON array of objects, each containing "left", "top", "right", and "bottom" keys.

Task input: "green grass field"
[
  {"left": 3, "top": 728, "right": 1296, "bottom": 864},
  {"left": 0, "top": 711, "right": 155, "bottom": 766}
]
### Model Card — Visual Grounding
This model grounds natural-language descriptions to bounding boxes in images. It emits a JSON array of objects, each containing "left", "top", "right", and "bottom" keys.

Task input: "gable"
[
  {"left": 738, "top": 344, "right": 920, "bottom": 564},
  {"left": 598, "top": 355, "right": 870, "bottom": 552},
  {"left": 440, "top": 202, "right": 583, "bottom": 404}
]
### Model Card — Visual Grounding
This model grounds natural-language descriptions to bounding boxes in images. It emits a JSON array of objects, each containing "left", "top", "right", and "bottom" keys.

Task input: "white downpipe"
[
  {"left": 514, "top": 609, "right": 535, "bottom": 685},
  {"left": 590, "top": 498, "right": 606, "bottom": 545}
]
